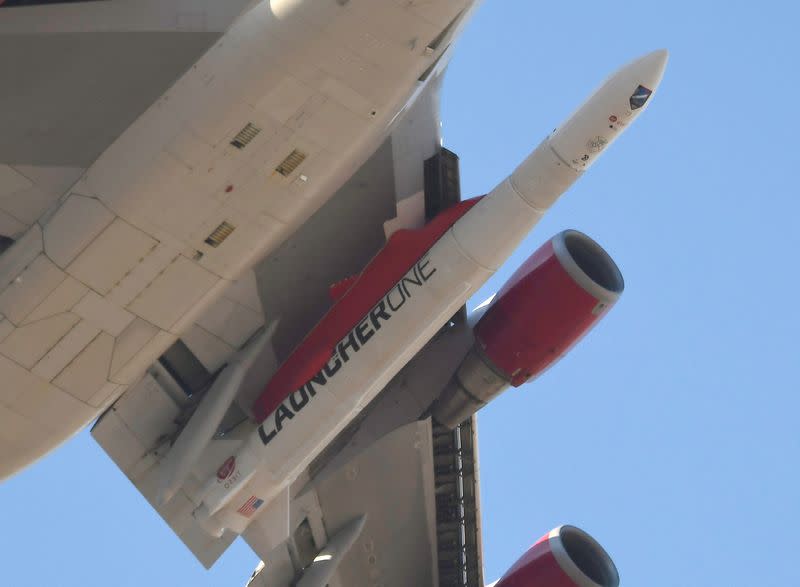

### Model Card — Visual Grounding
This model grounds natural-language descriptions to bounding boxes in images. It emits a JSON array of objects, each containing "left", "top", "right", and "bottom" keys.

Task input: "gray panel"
[
  {"left": 309, "top": 320, "right": 474, "bottom": 483},
  {"left": 0, "top": 0, "right": 255, "bottom": 33},
  {"left": 251, "top": 70, "right": 450, "bottom": 361},
  {"left": 91, "top": 367, "right": 238, "bottom": 569},
  {"left": 254, "top": 140, "right": 399, "bottom": 361},
  {"left": 391, "top": 72, "right": 445, "bottom": 202},
  {"left": 0, "top": 31, "right": 219, "bottom": 167},
  {"left": 0, "top": 0, "right": 96, "bottom": 7},
  {"left": 314, "top": 421, "right": 438, "bottom": 587}
]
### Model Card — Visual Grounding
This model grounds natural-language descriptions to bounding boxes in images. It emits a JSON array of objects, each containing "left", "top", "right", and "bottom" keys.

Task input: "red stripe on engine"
[
  {"left": 474, "top": 238, "right": 604, "bottom": 386},
  {"left": 495, "top": 533, "right": 577, "bottom": 587}
]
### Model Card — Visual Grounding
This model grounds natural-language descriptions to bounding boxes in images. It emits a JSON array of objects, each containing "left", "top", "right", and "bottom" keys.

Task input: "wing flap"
[
  {"left": 243, "top": 419, "right": 440, "bottom": 587},
  {"left": 314, "top": 419, "right": 440, "bottom": 586},
  {"left": 92, "top": 371, "right": 239, "bottom": 568}
]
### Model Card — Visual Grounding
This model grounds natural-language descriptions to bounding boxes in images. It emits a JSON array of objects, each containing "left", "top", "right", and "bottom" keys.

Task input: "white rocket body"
[{"left": 187, "top": 50, "right": 668, "bottom": 534}]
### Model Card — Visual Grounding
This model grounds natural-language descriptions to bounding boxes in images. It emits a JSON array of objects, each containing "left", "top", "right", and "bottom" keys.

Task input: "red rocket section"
[
  {"left": 328, "top": 275, "right": 359, "bottom": 303},
  {"left": 474, "top": 236, "right": 618, "bottom": 387},
  {"left": 252, "top": 197, "right": 483, "bottom": 423}
]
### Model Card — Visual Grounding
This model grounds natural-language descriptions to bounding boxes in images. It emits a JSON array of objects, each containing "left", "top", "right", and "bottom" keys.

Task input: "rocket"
[{"left": 178, "top": 50, "right": 668, "bottom": 533}]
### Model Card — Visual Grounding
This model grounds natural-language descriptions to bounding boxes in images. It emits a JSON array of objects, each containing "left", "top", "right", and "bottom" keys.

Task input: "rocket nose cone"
[
  {"left": 545, "top": 48, "right": 669, "bottom": 172},
  {"left": 643, "top": 48, "right": 669, "bottom": 64},
  {"left": 625, "top": 49, "right": 669, "bottom": 91},
  {"left": 651, "top": 48, "right": 670, "bottom": 62}
]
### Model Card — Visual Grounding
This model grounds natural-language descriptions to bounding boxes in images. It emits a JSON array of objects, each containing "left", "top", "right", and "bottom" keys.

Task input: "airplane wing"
[
  {"left": 0, "top": 0, "right": 253, "bottom": 239},
  {"left": 0, "top": 0, "right": 480, "bottom": 485},
  {"left": 243, "top": 417, "right": 483, "bottom": 587},
  {"left": 2, "top": 1, "right": 665, "bottom": 581},
  {"left": 91, "top": 68, "right": 487, "bottom": 584},
  {"left": 0, "top": 0, "right": 258, "bottom": 477}
]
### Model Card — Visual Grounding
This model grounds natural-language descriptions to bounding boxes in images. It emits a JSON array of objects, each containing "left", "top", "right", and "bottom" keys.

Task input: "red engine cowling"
[
  {"left": 431, "top": 230, "right": 623, "bottom": 428},
  {"left": 476, "top": 229, "right": 624, "bottom": 386},
  {"left": 494, "top": 525, "right": 619, "bottom": 587}
]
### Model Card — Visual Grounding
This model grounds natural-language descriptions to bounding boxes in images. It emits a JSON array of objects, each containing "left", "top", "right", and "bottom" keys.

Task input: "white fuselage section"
[
  {"left": 199, "top": 244, "right": 486, "bottom": 528},
  {"left": 0, "top": 0, "right": 478, "bottom": 479}
]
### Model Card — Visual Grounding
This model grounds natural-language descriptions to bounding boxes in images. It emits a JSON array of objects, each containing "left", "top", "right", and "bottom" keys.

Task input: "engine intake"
[
  {"left": 431, "top": 230, "right": 622, "bottom": 428},
  {"left": 494, "top": 525, "right": 619, "bottom": 587}
]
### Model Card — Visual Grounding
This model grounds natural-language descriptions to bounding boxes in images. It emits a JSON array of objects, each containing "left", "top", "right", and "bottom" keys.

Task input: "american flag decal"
[{"left": 237, "top": 496, "right": 264, "bottom": 518}]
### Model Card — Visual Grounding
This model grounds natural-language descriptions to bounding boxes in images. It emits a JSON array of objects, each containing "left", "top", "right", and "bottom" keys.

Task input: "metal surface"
[
  {"left": 157, "top": 328, "right": 270, "bottom": 506},
  {"left": 313, "top": 420, "right": 439, "bottom": 587},
  {"left": 21, "top": 4, "right": 667, "bottom": 581},
  {"left": 295, "top": 515, "right": 367, "bottom": 587},
  {"left": 253, "top": 139, "right": 398, "bottom": 362},
  {"left": 0, "top": 32, "right": 219, "bottom": 167},
  {"left": 425, "top": 148, "right": 462, "bottom": 221},
  {"left": 431, "top": 346, "right": 508, "bottom": 429},
  {"left": 433, "top": 417, "right": 483, "bottom": 587},
  {"left": 0, "top": 0, "right": 472, "bottom": 480},
  {"left": 89, "top": 55, "right": 462, "bottom": 570},
  {"left": 91, "top": 366, "right": 239, "bottom": 568}
]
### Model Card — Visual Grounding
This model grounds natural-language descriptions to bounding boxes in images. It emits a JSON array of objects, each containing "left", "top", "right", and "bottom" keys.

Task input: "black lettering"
[
  {"left": 418, "top": 256, "right": 436, "bottom": 281},
  {"left": 337, "top": 332, "right": 360, "bottom": 362},
  {"left": 323, "top": 354, "right": 342, "bottom": 378},
  {"left": 274, "top": 404, "right": 294, "bottom": 432},
  {"left": 401, "top": 266, "right": 423, "bottom": 296},
  {"left": 305, "top": 382, "right": 317, "bottom": 397},
  {"left": 258, "top": 257, "right": 439, "bottom": 452},
  {"left": 259, "top": 424, "right": 277, "bottom": 445},
  {"left": 370, "top": 301, "right": 391, "bottom": 331},
  {"left": 355, "top": 317, "right": 374, "bottom": 346},
  {"left": 387, "top": 283, "right": 406, "bottom": 312},
  {"left": 289, "top": 388, "right": 309, "bottom": 412}
]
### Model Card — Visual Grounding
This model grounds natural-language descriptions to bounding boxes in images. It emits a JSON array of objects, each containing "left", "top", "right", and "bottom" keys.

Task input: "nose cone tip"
[
  {"left": 624, "top": 48, "right": 669, "bottom": 90},
  {"left": 643, "top": 48, "right": 669, "bottom": 71},
  {"left": 651, "top": 48, "right": 670, "bottom": 60},
  {"left": 648, "top": 48, "right": 670, "bottom": 71}
]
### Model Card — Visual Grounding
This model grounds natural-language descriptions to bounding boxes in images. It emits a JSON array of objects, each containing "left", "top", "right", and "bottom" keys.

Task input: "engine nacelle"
[
  {"left": 431, "top": 230, "right": 623, "bottom": 428},
  {"left": 475, "top": 229, "right": 623, "bottom": 385},
  {"left": 494, "top": 525, "right": 619, "bottom": 587}
]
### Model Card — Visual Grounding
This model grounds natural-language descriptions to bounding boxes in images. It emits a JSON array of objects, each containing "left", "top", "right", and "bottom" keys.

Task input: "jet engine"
[
  {"left": 494, "top": 525, "right": 619, "bottom": 587},
  {"left": 431, "top": 230, "right": 623, "bottom": 427}
]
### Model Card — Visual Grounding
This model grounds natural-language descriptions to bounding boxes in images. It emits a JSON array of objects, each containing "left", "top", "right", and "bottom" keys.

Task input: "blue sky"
[{"left": 2, "top": 1, "right": 798, "bottom": 585}]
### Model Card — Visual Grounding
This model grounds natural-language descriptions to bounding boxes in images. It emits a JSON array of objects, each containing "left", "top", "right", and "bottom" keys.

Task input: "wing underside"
[
  {"left": 91, "top": 61, "right": 484, "bottom": 584},
  {"left": 0, "top": 0, "right": 252, "bottom": 240}
]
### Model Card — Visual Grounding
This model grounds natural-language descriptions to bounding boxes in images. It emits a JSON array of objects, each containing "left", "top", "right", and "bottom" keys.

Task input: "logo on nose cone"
[
  {"left": 630, "top": 85, "right": 653, "bottom": 110},
  {"left": 216, "top": 456, "right": 236, "bottom": 480}
]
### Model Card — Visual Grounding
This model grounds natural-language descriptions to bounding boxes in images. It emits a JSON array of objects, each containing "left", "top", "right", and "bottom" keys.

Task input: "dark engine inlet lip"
[
  {"left": 553, "top": 230, "right": 624, "bottom": 303},
  {"left": 550, "top": 525, "right": 620, "bottom": 587}
]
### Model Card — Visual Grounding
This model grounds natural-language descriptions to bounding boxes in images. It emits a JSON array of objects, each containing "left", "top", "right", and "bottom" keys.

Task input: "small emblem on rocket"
[
  {"left": 629, "top": 85, "right": 653, "bottom": 110},
  {"left": 587, "top": 136, "right": 608, "bottom": 153},
  {"left": 216, "top": 456, "right": 236, "bottom": 481}
]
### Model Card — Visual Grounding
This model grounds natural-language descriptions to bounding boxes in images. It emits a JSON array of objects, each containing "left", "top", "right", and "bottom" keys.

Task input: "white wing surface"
[{"left": 91, "top": 69, "right": 485, "bottom": 584}]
